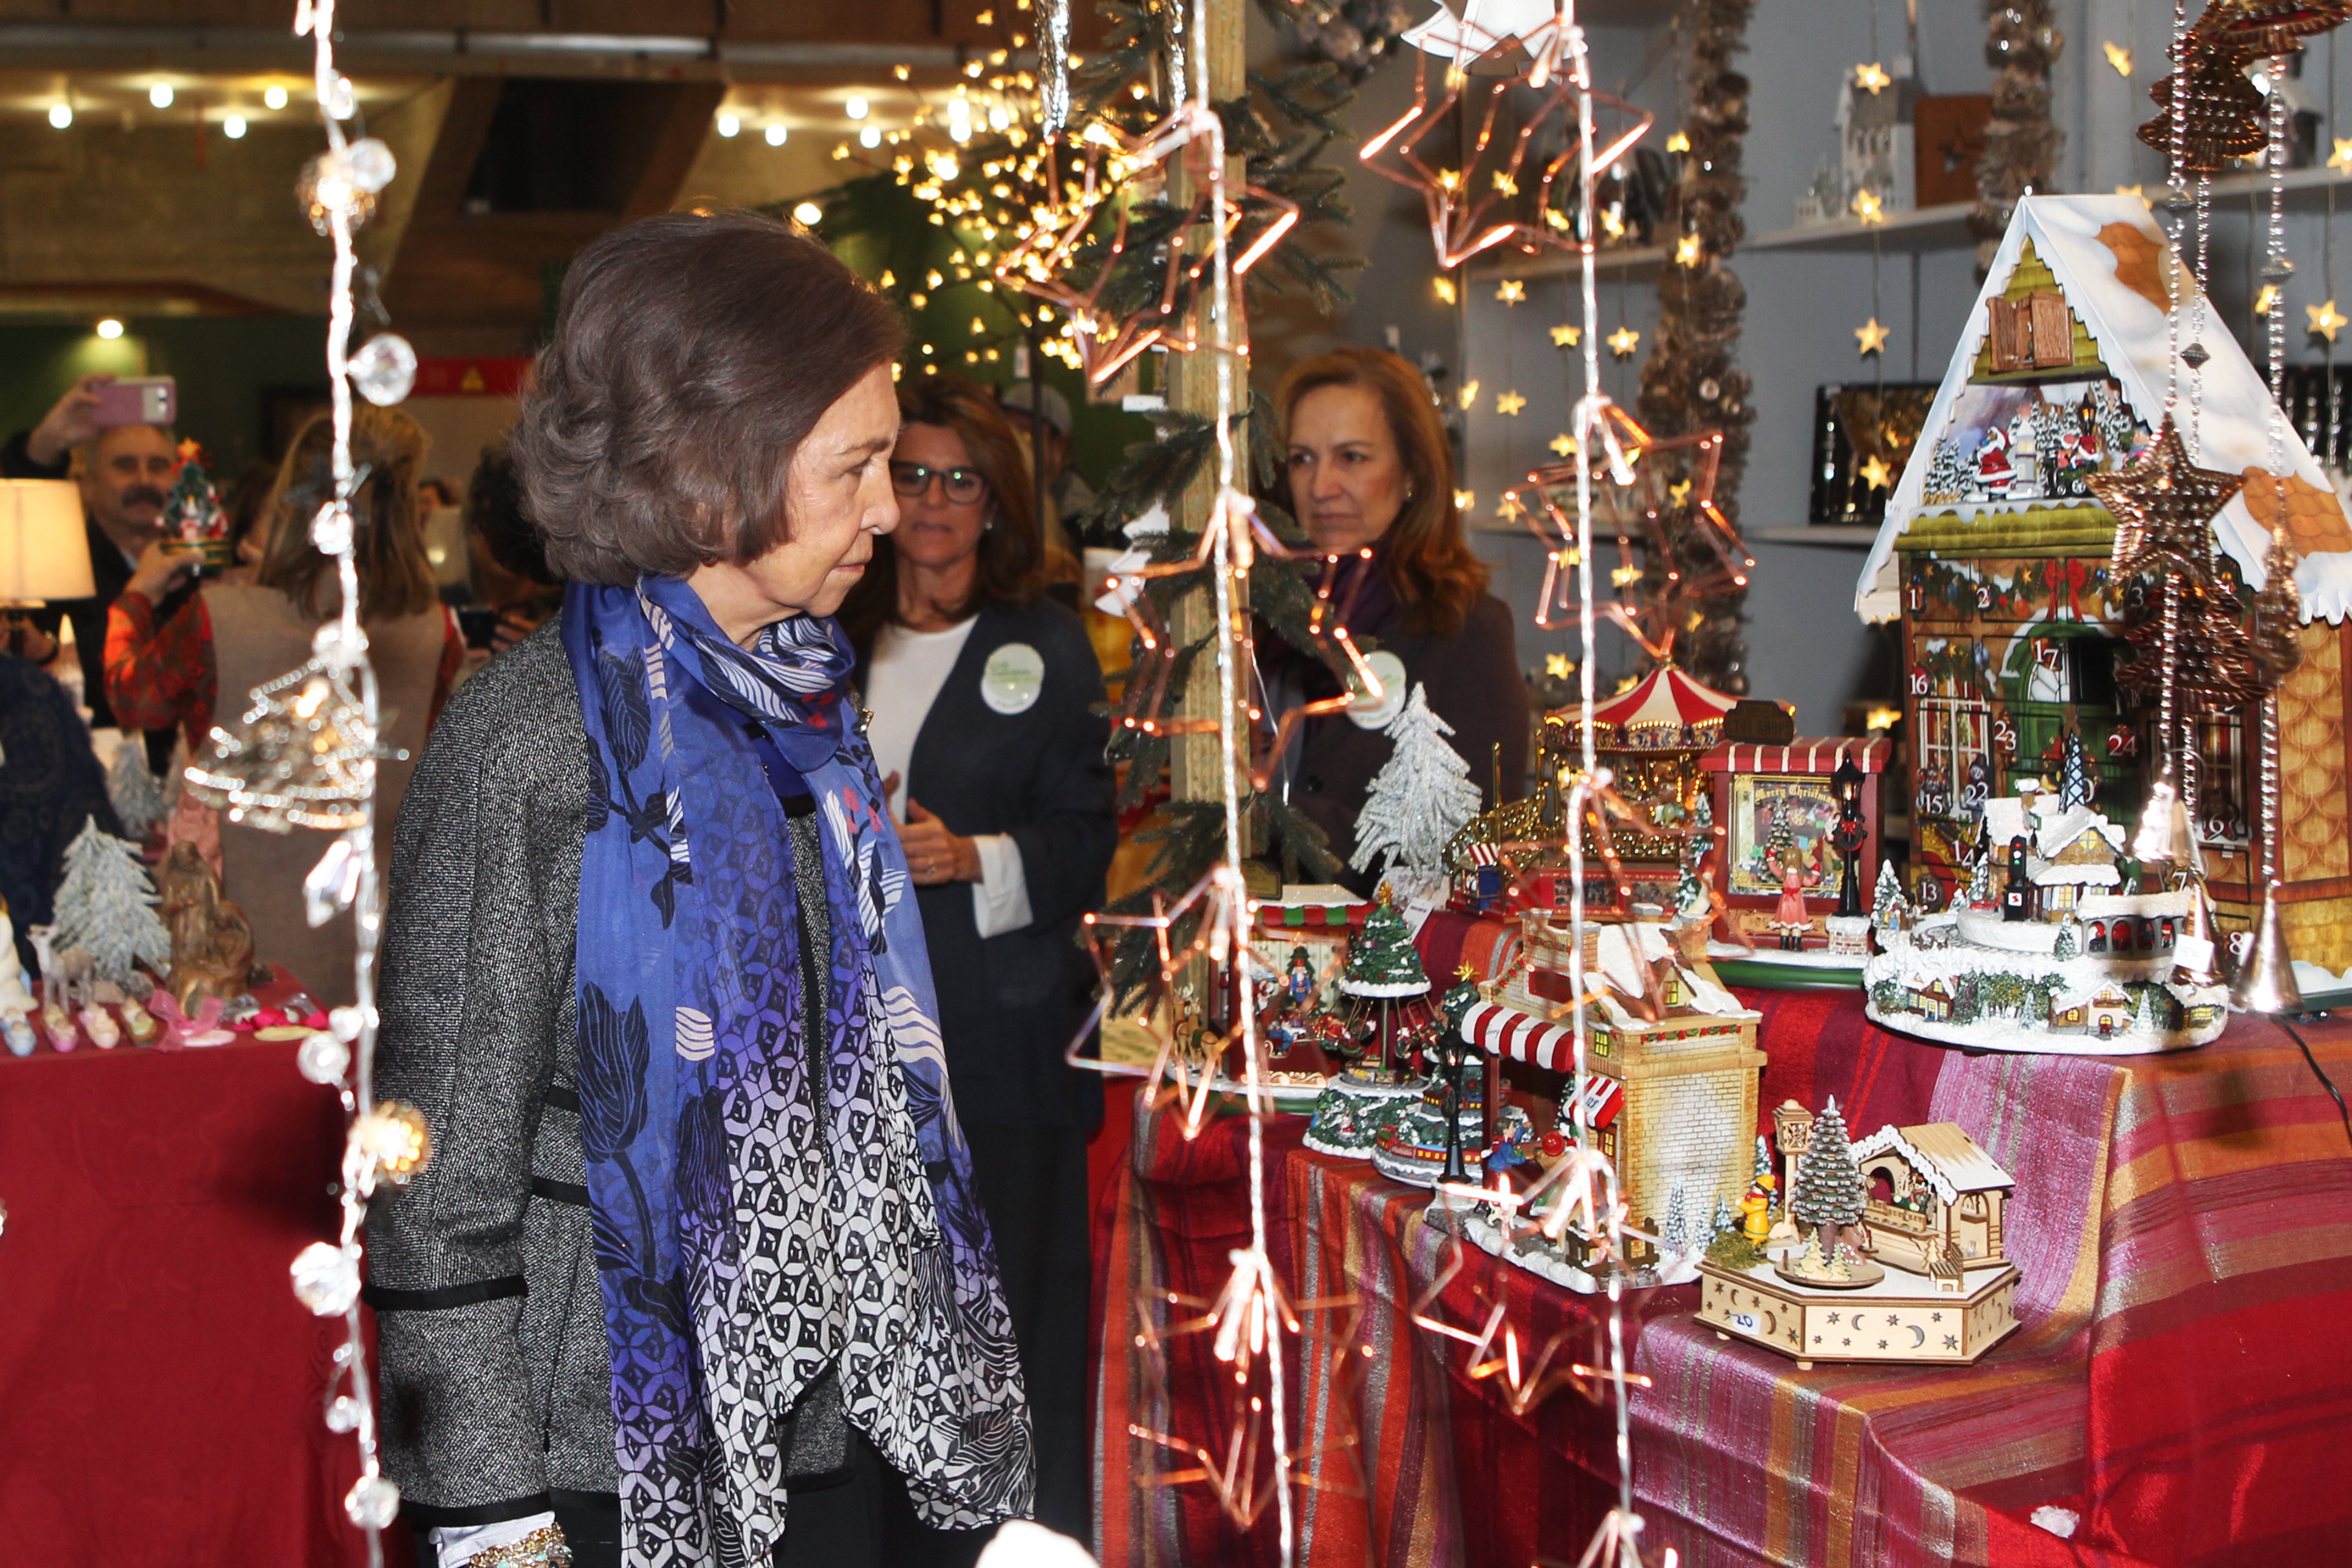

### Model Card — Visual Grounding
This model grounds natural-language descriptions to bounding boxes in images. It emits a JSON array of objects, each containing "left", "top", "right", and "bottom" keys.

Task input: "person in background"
[
  {"left": 221, "top": 455, "right": 282, "bottom": 580},
  {"left": 996, "top": 379, "right": 1091, "bottom": 555},
  {"left": 1268, "top": 346, "right": 1528, "bottom": 881},
  {"left": 839, "top": 373, "right": 1115, "bottom": 1543},
  {"left": 418, "top": 476, "right": 459, "bottom": 511},
  {"left": 102, "top": 405, "right": 461, "bottom": 1006},
  {"left": 459, "top": 442, "right": 562, "bottom": 662},
  {"left": 0, "top": 653, "right": 122, "bottom": 972},
  {"left": 2, "top": 374, "right": 186, "bottom": 742}
]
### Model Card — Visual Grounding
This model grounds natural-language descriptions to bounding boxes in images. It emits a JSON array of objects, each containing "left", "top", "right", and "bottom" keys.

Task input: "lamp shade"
[{"left": 0, "top": 480, "right": 93, "bottom": 603}]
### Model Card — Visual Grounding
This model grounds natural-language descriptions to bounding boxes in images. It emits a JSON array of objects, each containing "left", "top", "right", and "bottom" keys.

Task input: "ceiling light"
[
  {"left": 96, "top": 319, "right": 124, "bottom": 340},
  {"left": 149, "top": 84, "right": 174, "bottom": 110},
  {"left": 223, "top": 115, "right": 247, "bottom": 139},
  {"left": 47, "top": 103, "right": 71, "bottom": 129},
  {"left": 860, "top": 126, "right": 881, "bottom": 148},
  {"left": 264, "top": 85, "right": 289, "bottom": 110},
  {"left": 793, "top": 201, "right": 824, "bottom": 225},
  {"left": 716, "top": 111, "right": 741, "bottom": 138},
  {"left": 846, "top": 96, "right": 870, "bottom": 120},
  {"left": 764, "top": 123, "right": 787, "bottom": 147}
]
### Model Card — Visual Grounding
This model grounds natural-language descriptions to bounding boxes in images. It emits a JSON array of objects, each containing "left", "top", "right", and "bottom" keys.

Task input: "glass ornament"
[
  {"left": 324, "top": 75, "right": 358, "bottom": 122},
  {"left": 348, "top": 334, "right": 416, "bottom": 407},
  {"left": 342, "top": 136, "right": 395, "bottom": 192},
  {"left": 310, "top": 502, "right": 353, "bottom": 556},
  {"left": 290, "top": 1240, "right": 361, "bottom": 1316},
  {"left": 298, "top": 1029, "right": 351, "bottom": 1085},
  {"left": 296, "top": 151, "right": 376, "bottom": 235},
  {"left": 304, "top": 834, "right": 363, "bottom": 928},
  {"left": 344, "top": 1475, "right": 399, "bottom": 1529}
]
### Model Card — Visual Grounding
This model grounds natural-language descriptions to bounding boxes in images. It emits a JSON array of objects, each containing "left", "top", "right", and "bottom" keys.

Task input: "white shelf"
[
  {"left": 1469, "top": 242, "right": 1668, "bottom": 282},
  {"left": 1752, "top": 525, "right": 1881, "bottom": 546},
  {"left": 1747, "top": 201, "right": 1976, "bottom": 254}
]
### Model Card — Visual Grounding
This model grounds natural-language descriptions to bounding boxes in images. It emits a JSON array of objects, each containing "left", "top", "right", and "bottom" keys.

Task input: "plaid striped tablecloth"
[{"left": 1090, "top": 989, "right": 2352, "bottom": 1568}]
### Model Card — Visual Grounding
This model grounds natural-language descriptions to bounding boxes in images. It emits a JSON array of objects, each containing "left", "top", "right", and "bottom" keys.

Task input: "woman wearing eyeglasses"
[{"left": 838, "top": 375, "right": 1114, "bottom": 1542}]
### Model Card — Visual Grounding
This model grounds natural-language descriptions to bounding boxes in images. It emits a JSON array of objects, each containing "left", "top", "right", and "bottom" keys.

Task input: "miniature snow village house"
[
  {"left": 1856, "top": 194, "right": 2352, "bottom": 970},
  {"left": 1700, "top": 736, "right": 1891, "bottom": 949},
  {"left": 1455, "top": 914, "right": 1763, "bottom": 1277},
  {"left": 1860, "top": 780, "right": 2229, "bottom": 1055},
  {"left": 1698, "top": 1100, "right": 2021, "bottom": 1366}
]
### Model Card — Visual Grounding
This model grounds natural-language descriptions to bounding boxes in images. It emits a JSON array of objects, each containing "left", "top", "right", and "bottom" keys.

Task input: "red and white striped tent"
[
  {"left": 1458, "top": 1001, "right": 1624, "bottom": 1126},
  {"left": 1564, "top": 665, "right": 1738, "bottom": 750}
]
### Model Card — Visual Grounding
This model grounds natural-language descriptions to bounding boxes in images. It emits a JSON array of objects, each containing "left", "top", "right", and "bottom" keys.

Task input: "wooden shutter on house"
[
  {"left": 1988, "top": 298, "right": 2034, "bottom": 372},
  {"left": 2029, "top": 292, "right": 2074, "bottom": 367}
]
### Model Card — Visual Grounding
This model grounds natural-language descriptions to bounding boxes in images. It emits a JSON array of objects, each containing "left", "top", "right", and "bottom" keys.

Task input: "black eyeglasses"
[{"left": 890, "top": 462, "right": 988, "bottom": 503}]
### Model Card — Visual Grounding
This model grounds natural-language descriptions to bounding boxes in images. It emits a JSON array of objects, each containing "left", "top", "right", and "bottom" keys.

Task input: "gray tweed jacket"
[{"left": 366, "top": 616, "right": 846, "bottom": 1530}]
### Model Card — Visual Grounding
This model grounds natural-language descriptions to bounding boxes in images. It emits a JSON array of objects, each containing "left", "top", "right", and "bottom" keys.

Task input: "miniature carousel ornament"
[{"left": 1303, "top": 885, "right": 1437, "bottom": 1159}]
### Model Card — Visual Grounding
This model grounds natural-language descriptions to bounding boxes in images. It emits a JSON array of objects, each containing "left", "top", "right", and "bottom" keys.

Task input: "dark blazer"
[
  {"left": 854, "top": 596, "right": 1115, "bottom": 1130},
  {"left": 1292, "top": 589, "right": 1529, "bottom": 888}
]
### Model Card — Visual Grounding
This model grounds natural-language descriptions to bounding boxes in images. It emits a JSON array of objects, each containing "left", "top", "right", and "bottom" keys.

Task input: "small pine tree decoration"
[
  {"left": 1966, "top": 852, "right": 1994, "bottom": 908},
  {"left": 1710, "top": 1192, "right": 1734, "bottom": 1237},
  {"left": 1869, "top": 857, "right": 1910, "bottom": 931},
  {"left": 1674, "top": 793, "right": 1715, "bottom": 921},
  {"left": 1661, "top": 1186, "right": 1689, "bottom": 1254},
  {"left": 108, "top": 743, "right": 168, "bottom": 842},
  {"left": 1349, "top": 684, "right": 1483, "bottom": 905},
  {"left": 1341, "top": 884, "right": 1429, "bottom": 998},
  {"left": 50, "top": 816, "right": 170, "bottom": 987},
  {"left": 2058, "top": 728, "right": 2095, "bottom": 809},
  {"left": 1790, "top": 1097, "right": 1866, "bottom": 1255},
  {"left": 2053, "top": 921, "right": 2078, "bottom": 961},
  {"left": 159, "top": 441, "right": 225, "bottom": 548}
]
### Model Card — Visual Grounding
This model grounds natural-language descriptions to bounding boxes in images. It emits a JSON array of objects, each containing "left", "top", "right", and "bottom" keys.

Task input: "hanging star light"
[
  {"left": 2334, "top": 136, "right": 2352, "bottom": 171},
  {"left": 2254, "top": 283, "right": 2281, "bottom": 316},
  {"left": 1495, "top": 491, "right": 1527, "bottom": 522},
  {"left": 2310, "top": 298, "right": 2349, "bottom": 340},
  {"left": 1849, "top": 187, "right": 1885, "bottom": 224},
  {"left": 1496, "top": 277, "right": 1527, "bottom": 304},
  {"left": 1359, "top": 16, "right": 1651, "bottom": 267},
  {"left": 1855, "top": 316, "right": 1890, "bottom": 355},
  {"left": 1607, "top": 324, "right": 1641, "bottom": 357},
  {"left": 1673, "top": 233, "right": 1704, "bottom": 267},
  {"left": 1433, "top": 274, "right": 1458, "bottom": 304},
  {"left": 1496, "top": 389, "right": 1528, "bottom": 416},
  {"left": 1859, "top": 453, "right": 1893, "bottom": 489},
  {"left": 1551, "top": 323, "right": 1581, "bottom": 347},
  {"left": 1853, "top": 60, "right": 1892, "bottom": 94},
  {"left": 2104, "top": 40, "right": 2135, "bottom": 76},
  {"left": 1458, "top": 379, "right": 1482, "bottom": 410},
  {"left": 1664, "top": 129, "right": 1690, "bottom": 154},
  {"left": 1549, "top": 432, "right": 1577, "bottom": 456},
  {"left": 1545, "top": 652, "right": 1574, "bottom": 679}
]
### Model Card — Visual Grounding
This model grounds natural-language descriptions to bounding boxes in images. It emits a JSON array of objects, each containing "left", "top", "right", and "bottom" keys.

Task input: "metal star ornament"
[
  {"left": 2085, "top": 416, "right": 2246, "bottom": 576},
  {"left": 2309, "top": 299, "right": 2349, "bottom": 341},
  {"left": 1853, "top": 61, "right": 1892, "bottom": 94},
  {"left": 1607, "top": 325, "right": 1641, "bottom": 357},
  {"left": 1855, "top": 316, "right": 1890, "bottom": 355}
]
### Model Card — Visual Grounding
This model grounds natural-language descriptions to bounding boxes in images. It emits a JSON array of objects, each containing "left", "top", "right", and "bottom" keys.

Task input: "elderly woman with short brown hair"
[{"left": 368, "top": 212, "right": 1032, "bottom": 1568}]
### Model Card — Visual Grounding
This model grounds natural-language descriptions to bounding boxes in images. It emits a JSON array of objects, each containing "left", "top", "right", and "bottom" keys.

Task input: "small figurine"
[
  {"left": 79, "top": 1003, "right": 121, "bottom": 1049},
  {"left": 42, "top": 1002, "right": 79, "bottom": 1053},
  {"left": 119, "top": 997, "right": 160, "bottom": 1046},
  {"left": 0, "top": 895, "right": 33, "bottom": 1018},
  {"left": 2, "top": 1012, "right": 34, "bottom": 1056},
  {"left": 1770, "top": 840, "right": 1817, "bottom": 951},
  {"left": 157, "top": 842, "right": 257, "bottom": 1012}
]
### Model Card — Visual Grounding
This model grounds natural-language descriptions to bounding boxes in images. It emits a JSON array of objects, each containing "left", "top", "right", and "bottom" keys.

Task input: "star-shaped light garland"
[
  {"left": 1607, "top": 324, "right": 1641, "bottom": 357},
  {"left": 1859, "top": 454, "right": 1893, "bottom": 489},
  {"left": 1496, "top": 277, "right": 1527, "bottom": 304},
  {"left": 1855, "top": 316, "right": 1890, "bottom": 355},
  {"left": 1853, "top": 60, "right": 1891, "bottom": 94},
  {"left": 2309, "top": 298, "right": 2348, "bottom": 340},
  {"left": 2104, "top": 40, "right": 2134, "bottom": 76},
  {"left": 1496, "top": 389, "right": 1528, "bottom": 416},
  {"left": 1551, "top": 323, "right": 1581, "bottom": 347}
]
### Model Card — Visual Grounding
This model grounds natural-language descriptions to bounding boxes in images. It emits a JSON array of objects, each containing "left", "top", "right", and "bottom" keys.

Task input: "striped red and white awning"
[{"left": 1460, "top": 999, "right": 1573, "bottom": 1071}]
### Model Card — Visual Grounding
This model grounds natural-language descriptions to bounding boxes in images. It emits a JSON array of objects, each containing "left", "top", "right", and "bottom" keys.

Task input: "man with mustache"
[{"left": 4, "top": 375, "right": 191, "bottom": 753}]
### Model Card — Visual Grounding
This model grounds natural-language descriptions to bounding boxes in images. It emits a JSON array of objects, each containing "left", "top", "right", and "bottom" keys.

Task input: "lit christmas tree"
[
  {"left": 2058, "top": 727, "right": 2095, "bottom": 809},
  {"left": 108, "top": 743, "right": 168, "bottom": 842},
  {"left": 1349, "top": 684, "right": 1483, "bottom": 907},
  {"left": 50, "top": 816, "right": 171, "bottom": 987},
  {"left": 1341, "top": 884, "right": 1429, "bottom": 999},
  {"left": 159, "top": 440, "right": 226, "bottom": 551},
  {"left": 1791, "top": 1096, "right": 1866, "bottom": 1259}
]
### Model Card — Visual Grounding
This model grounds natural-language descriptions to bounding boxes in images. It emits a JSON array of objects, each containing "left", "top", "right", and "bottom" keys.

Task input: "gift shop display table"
[
  {"left": 0, "top": 1024, "right": 409, "bottom": 1568},
  {"left": 1089, "top": 987, "right": 2352, "bottom": 1568}
]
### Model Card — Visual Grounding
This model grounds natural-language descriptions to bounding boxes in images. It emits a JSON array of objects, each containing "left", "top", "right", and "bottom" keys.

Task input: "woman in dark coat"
[
  {"left": 1268, "top": 348, "right": 1529, "bottom": 882},
  {"left": 368, "top": 215, "right": 1031, "bottom": 1568},
  {"left": 839, "top": 374, "right": 1115, "bottom": 1543}
]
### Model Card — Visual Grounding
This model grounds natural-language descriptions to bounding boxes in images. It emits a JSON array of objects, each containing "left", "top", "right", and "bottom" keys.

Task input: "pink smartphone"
[{"left": 92, "top": 376, "right": 175, "bottom": 429}]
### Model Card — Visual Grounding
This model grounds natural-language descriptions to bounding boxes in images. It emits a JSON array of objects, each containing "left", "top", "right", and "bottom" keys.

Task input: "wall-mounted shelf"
[
  {"left": 1751, "top": 525, "right": 1880, "bottom": 545},
  {"left": 1747, "top": 201, "right": 1976, "bottom": 254},
  {"left": 1469, "top": 241, "right": 1668, "bottom": 282}
]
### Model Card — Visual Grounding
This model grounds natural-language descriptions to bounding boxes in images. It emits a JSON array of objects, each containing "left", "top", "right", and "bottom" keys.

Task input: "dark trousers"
[
  {"left": 460, "top": 1434, "right": 985, "bottom": 1568},
  {"left": 959, "top": 1120, "right": 1092, "bottom": 1544}
]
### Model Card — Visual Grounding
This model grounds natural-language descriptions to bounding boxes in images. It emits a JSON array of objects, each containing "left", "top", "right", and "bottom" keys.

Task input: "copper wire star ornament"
[
  {"left": 996, "top": 108, "right": 1300, "bottom": 387},
  {"left": 2085, "top": 416, "right": 2245, "bottom": 577},
  {"left": 2138, "top": 1, "right": 2352, "bottom": 173},
  {"left": 1359, "top": 18, "right": 1651, "bottom": 268},
  {"left": 1127, "top": 1245, "right": 1369, "bottom": 1524}
]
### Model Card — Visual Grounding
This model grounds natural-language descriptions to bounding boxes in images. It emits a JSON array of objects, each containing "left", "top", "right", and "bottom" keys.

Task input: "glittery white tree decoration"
[
  {"left": 1349, "top": 684, "right": 1483, "bottom": 905},
  {"left": 107, "top": 742, "right": 168, "bottom": 841},
  {"left": 50, "top": 816, "right": 170, "bottom": 987}
]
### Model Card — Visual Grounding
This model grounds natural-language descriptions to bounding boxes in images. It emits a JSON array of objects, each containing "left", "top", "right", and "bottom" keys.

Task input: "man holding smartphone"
[{"left": 3, "top": 374, "right": 189, "bottom": 751}]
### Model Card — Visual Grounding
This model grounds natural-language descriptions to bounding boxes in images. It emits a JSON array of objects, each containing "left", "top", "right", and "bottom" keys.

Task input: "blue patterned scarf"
[{"left": 563, "top": 577, "right": 1031, "bottom": 1568}]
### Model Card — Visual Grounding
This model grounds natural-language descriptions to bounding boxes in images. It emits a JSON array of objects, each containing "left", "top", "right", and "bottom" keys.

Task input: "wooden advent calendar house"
[{"left": 1856, "top": 195, "right": 2352, "bottom": 967}]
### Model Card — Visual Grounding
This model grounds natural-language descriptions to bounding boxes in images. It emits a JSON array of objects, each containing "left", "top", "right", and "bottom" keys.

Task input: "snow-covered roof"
[
  {"left": 1984, "top": 793, "right": 2124, "bottom": 883},
  {"left": 1857, "top": 194, "right": 2352, "bottom": 624},
  {"left": 1851, "top": 1122, "right": 2014, "bottom": 1201}
]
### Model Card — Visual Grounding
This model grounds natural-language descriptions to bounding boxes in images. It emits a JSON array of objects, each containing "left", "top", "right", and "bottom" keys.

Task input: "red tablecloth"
[
  {"left": 1089, "top": 987, "right": 2352, "bottom": 1568},
  {"left": 0, "top": 1034, "right": 414, "bottom": 1567}
]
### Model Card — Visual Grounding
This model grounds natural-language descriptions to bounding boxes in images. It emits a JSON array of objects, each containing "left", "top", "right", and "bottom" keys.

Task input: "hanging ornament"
[
  {"left": 2086, "top": 417, "right": 2245, "bottom": 578},
  {"left": 1495, "top": 389, "right": 1527, "bottom": 416},
  {"left": 2104, "top": 40, "right": 2136, "bottom": 76},
  {"left": 347, "top": 333, "right": 416, "bottom": 407},
  {"left": 2137, "top": 2, "right": 2350, "bottom": 174},
  {"left": 1607, "top": 325, "right": 1641, "bottom": 358},
  {"left": 2308, "top": 298, "right": 2348, "bottom": 340},
  {"left": 186, "top": 631, "right": 386, "bottom": 833},
  {"left": 1854, "top": 316, "right": 1890, "bottom": 355},
  {"left": 1853, "top": 60, "right": 1892, "bottom": 94}
]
